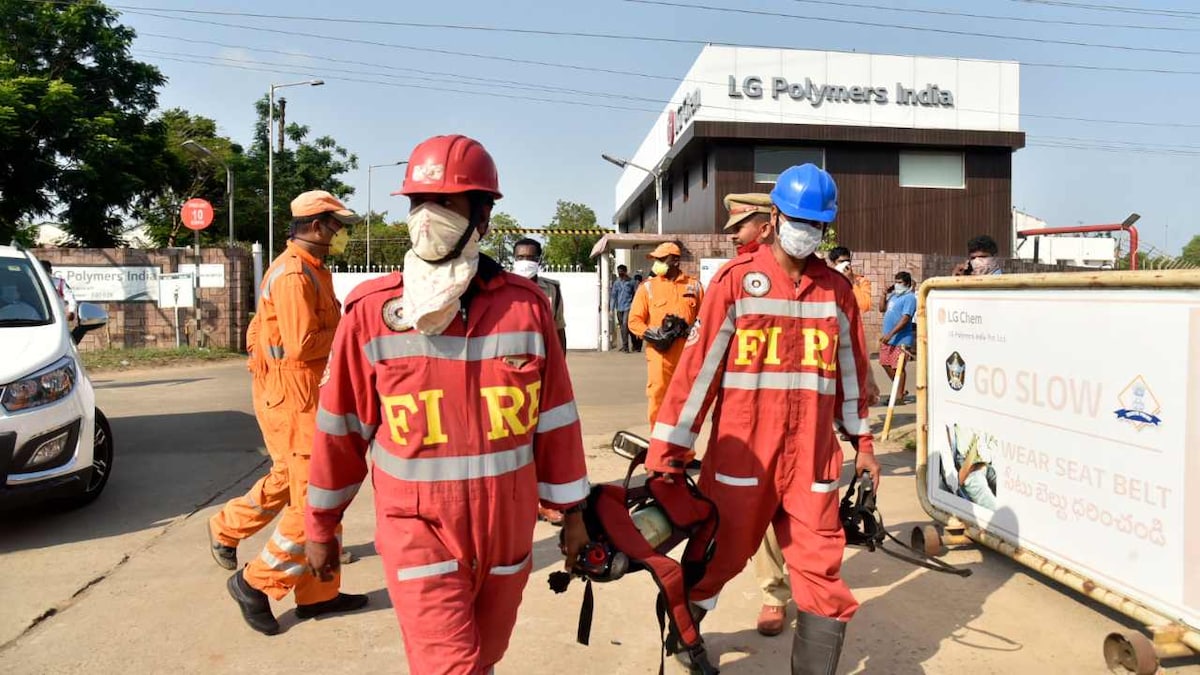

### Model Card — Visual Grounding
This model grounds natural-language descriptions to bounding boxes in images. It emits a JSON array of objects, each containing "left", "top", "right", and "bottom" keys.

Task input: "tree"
[
  {"left": 327, "top": 211, "right": 410, "bottom": 270},
  {"left": 134, "top": 108, "right": 244, "bottom": 247},
  {"left": 1181, "top": 235, "right": 1200, "bottom": 267},
  {"left": 481, "top": 212, "right": 523, "bottom": 267},
  {"left": 543, "top": 200, "right": 605, "bottom": 271},
  {"left": 0, "top": 0, "right": 172, "bottom": 246}
]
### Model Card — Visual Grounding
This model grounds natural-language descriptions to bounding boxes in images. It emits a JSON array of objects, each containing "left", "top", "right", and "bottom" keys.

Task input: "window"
[
  {"left": 0, "top": 259, "right": 53, "bottom": 325},
  {"left": 754, "top": 146, "right": 824, "bottom": 184},
  {"left": 899, "top": 151, "right": 965, "bottom": 189}
]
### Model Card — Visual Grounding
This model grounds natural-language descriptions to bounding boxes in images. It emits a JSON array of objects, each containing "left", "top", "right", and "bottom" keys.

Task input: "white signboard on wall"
[
  {"left": 57, "top": 266, "right": 160, "bottom": 302},
  {"left": 157, "top": 273, "right": 195, "bottom": 309},
  {"left": 699, "top": 258, "right": 731, "bottom": 288},
  {"left": 925, "top": 288, "right": 1200, "bottom": 630},
  {"left": 178, "top": 263, "right": 226, "bottom": 288}
]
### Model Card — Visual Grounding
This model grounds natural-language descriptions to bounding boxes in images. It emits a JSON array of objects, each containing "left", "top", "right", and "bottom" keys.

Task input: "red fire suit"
[
  {"left": 646, "top": 246, "right": 874, "bottom": 621},
  {"left": 306, "top": 255, "right": 590, "bottom": 675}
]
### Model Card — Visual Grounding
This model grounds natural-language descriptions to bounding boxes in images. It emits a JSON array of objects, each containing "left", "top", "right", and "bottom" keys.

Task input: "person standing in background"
[
  {"left": 512, "top": 238, "right": 567, "bottom": 353},
  {"left": 827, "top": 246, "right": 872, "bottom": 314},
  {"left": 878, "top": 270, "right": 917, "bottom": 405},
  {"left": 610, "top": 264, "right": 637, "bottom": 352}
]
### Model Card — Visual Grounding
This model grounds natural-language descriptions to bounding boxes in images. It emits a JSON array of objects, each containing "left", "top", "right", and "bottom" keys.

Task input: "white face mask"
[
  {"left": 893, "top": 283, "right": 910, "bottom": 294},
  {"left": 511, "top": 259, "right": 540, "bottom": 279},
  {"left": 777, "top": 217, "right": 824, "bottom": 260},
  {"left": 970, "top": 256, "right": 996, "bottom": 274},
  {"left": 402, "top": 203, "right": 481, "bottom": 335},
  {"left": 409, "top": 202, "right": 472, "bottom": 263},
  {"left": 834, "top": 260, "right": 851, "bottom": 274}
]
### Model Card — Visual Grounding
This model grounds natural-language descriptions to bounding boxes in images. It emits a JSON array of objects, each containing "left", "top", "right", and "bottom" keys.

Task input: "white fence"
[{"left": 330, "top": 271, "right": 600, "bottom": 350}]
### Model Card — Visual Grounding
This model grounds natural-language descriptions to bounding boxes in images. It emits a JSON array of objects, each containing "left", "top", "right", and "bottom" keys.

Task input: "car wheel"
[{"left": 61, "top": 409, "right": 114, "bottom": 509}]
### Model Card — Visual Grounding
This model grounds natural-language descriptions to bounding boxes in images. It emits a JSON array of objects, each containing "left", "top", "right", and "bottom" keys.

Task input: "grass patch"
[
  {"left": 81, "top": 346, "right": 243, "bottom": 372},
  {"left": 904, "top": 438, "right": 918, "bottom": 452}
]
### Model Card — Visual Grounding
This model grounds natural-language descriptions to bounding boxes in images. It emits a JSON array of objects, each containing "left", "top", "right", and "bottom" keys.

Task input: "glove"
[{"left": 642, "top": 327, "right": 676, "bottom": 352}]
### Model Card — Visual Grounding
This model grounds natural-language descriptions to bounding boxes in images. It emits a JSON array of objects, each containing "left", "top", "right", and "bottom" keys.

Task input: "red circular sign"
[{"left": 181, "top": 198, "right": 214, "bottom": 231}]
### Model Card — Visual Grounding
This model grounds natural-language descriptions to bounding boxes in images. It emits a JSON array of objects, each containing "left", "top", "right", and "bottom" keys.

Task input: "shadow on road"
[
  {"left": 0, "top": 409, "right": 264, "bottom": 553},
  {"left": 93, "top": 378, "right": 213, "bottom": 390}
]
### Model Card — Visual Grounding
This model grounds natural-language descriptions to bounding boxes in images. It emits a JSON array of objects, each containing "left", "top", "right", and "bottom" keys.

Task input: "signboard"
[
  {"left": 925, "top": 288, "right": 1200, "bottom": 630},
  {"left": 157, "top": 273, "right": 195, "bottom": 309},
  {"left": 699, "top": 258, "right": 731, "bottom": 289},
  {"left": 178, "top": 263, "right": 226, "bottom": 288},
  {"left": 181, "top": 198, "right": 214, "bottom": 231},
  {"left": 57, "top": 266, "right": 160, "bottom": 303}
]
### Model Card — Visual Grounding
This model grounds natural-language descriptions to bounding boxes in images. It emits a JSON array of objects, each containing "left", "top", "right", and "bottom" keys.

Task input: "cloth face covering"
[
  {"left": 651, "top": 261, "right": 669, "bottom": 277},
  {"left": 511, "top": 260, "right": 539, "bottom": 279},
  {"left": 402, "top": 203, "right": 481, "bottom": 335}
]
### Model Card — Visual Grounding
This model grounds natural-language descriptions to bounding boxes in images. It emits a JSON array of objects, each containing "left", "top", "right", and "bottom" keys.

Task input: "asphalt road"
[{"left": 0, "top": 354, "right": 1194, "bottom": 674}]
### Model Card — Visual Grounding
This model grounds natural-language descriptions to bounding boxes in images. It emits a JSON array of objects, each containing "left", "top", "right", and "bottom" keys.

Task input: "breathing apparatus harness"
[
  {"left": 549, "top": 435, "right": 720, "bottom": 675},
  {"left": 840, "top": 441, "right": 972, "bottom": 578}
]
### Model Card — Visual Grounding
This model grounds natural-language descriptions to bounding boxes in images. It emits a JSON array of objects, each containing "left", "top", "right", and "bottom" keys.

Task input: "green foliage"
[
  {"left": 542, "top": 200, "right": 604, "bottom": 271},
  {"left": 819, "top": 223, "right": 839, "bottom": 253},
  {"left": 481, "top": 212, "right": 523, "bottom": 268},
  {"left": 328, "top": 211, "right": 410, "bottom": 270},
  {"left": 1181, "top": 235, "right": 1200, "bottom": 267},
  {"left": 0, "top": 0, "right": 171, "bottom": 246}
]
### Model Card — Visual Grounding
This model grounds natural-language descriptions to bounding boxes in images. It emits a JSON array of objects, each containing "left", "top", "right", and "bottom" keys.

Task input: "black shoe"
[
  {"left": 296, "top": 592, "right": 369, "bottom": 620},
  {"left": 208, "top": 526, "right": 237, "bottom": 570},
  {"left": 227, "top": 570, "right": 279, "bottom": 635}
]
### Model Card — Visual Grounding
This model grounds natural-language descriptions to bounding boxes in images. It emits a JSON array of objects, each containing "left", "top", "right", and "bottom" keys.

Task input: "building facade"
[{"left": 612, "top": 46, "right": 1026, "bottom": 258}]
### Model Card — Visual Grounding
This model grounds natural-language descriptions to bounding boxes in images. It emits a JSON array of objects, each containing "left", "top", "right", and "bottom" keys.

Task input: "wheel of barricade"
[
  {"left": 909, "top": 524, "right": 943, "bottom": 558},
  {"left": 1103, "top": 630, "right": 1159, "bottom": 675}
]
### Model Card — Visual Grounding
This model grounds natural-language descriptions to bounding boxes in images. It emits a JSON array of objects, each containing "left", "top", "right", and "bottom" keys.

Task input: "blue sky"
[{"left": 119, "top": 0, "right": 1199, "bottom": 255}]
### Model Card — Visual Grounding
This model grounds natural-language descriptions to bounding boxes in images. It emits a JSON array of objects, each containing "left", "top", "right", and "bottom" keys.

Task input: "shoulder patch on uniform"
[
  {"left": 742, "top": 271, "right": 771, "bottom": 297},
  {"left": 345, "top": 272, "right": 404, "bottom": 310},
  {"left": 685, "top": 319, "right": 701, "bottom": 347},
  {"left": 381, "top": 296, "right": 412, "bottom": 333}
]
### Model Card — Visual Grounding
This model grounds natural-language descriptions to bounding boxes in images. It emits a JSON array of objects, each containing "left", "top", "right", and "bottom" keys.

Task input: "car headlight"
[{"left": 1, "top": 357, "right": 76, "bottom": 413}]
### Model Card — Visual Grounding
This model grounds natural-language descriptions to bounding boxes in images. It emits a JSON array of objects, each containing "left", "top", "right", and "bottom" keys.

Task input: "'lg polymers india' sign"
[{"left": 728, "top": 75, "right": 954, "bottom": 108}]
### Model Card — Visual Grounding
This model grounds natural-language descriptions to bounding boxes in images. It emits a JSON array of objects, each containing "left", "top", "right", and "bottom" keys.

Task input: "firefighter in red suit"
[
  {"left": 304, "top": 134, "right": 591, "bottom": 675},
  {"left": 646, "top": 164, "right": 881, "bottom": 675}
]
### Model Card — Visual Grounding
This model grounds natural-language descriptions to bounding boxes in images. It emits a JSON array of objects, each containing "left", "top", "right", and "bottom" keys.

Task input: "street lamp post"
[
  {"left": 602, "top": 153, "right": 666, "bottom": 236},
  {"left": 182, "top": 140, "right": 234, "bottom": 246},
  {"left": 267, "top": 79, "right": 324, "bottom": 260},
  {"left": 366, "top": 160, "right": 408, "bottom": 270}
]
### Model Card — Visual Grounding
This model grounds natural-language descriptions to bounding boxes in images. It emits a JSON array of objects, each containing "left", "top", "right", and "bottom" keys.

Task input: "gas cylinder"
[{"left": 631, "top": 506, "right": 672, "bottom": 548}]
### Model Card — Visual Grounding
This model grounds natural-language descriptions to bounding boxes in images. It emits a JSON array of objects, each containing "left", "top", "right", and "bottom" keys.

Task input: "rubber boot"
[
  {"left": 791, "top": 612, "right": 846, "bottom": 675},
  {"left": 668, "top": 606, "right": 719, "bottom": 674}
]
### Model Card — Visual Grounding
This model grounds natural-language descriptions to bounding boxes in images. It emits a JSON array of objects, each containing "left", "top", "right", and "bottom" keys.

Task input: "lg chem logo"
[{"left": 937, "top": 308, "right": 983, "bottom": 325}]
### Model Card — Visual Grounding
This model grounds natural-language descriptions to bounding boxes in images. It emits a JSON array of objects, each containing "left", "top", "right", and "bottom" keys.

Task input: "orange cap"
[
  {"left": 647, "top": 242, "right": 683, "bottom": 259},
  {"left": 290, "top": 190, "right": 362, "bottom": 226}
]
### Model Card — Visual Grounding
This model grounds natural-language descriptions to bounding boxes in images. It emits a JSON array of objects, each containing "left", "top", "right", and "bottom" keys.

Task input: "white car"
[{"left": 0, "top": 244, "right": 112, "bottom": 509}]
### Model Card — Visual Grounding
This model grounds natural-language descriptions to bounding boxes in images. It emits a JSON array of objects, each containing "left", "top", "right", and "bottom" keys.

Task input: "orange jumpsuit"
[
  {"left": 209, "top": 314, "right": 290, "bottom": 548},
  {"left": 647, "top": 247, "right": 874, "bottom": 620},
  {"left": 241, "top": 241, "right": 344, "bottom": 605},
  {"left": 627, "top": 273, "right": 703, "bottom": 425}
]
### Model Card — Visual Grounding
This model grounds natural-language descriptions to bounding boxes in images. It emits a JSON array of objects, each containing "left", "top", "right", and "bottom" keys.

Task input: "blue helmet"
[{"left": 769, "top": 164, "right": 838, "bottom": 223}]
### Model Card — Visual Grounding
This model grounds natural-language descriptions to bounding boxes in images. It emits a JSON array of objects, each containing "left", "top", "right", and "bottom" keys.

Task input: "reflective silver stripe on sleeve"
[
  {"left": 489, "top": 554, "right": 531, "bottom": 576},
  {"left": 260, "top": 264, "right": 289, "bottom": 301},
  {"left": 735, "top": 298, "right": 838, "bottom": 320},
  {"left": 260, "top": 549, "right": 306, "bottom": 576},
  {"left": 364, "top": 332, "right": 546, "bottom": 365},
  {"left": 536, "top": 401, "right": 578, "bottom": 433},
  {"left": 722, "top": 371, "right": 837, "bottom": 395},
  {"left": 670, "top": 306, "right": 738, "bottom": 437},
  {"left": 537, "top": 476, "right": 591, "bottom": 504},
  {"left": 650, "top": 421, "right": 698, "bottom": 448},
  {"left": 714, "top": 472, "right": 759, "bottom": 487},
  {"left": 268, "top": 345, "right": 285, "bottom": 360},
  {"left": 299, "top": 264, "right": 320, "bottom": 292},
  {"left": 307, "top": 482, "right": 362, "bottom": 510},
  {"left": 372, "top": 443, "right": 534, "bottom": 482},
  {"left": 270, "top": 530, "right": 304, "bottom": 556},
  {"left": 835, "top": 307, "right": 871, "bottom": 436},
  {"left": 810, "top": 481, "right": 840, "bottom": 494},
  {"left": 317, "top": 406, "right": 376, "bottom": 441},
  {"left": 397, "top": 559, "right": 459, "bottom": 581},
  {"left": 692, "top": 593, "right": 720, "bottom": 611}
]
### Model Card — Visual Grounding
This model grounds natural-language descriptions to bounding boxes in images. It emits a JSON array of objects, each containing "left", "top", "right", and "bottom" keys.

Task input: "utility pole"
[{"left": 277, "top": 98, "right": 287, "bottom": 152}]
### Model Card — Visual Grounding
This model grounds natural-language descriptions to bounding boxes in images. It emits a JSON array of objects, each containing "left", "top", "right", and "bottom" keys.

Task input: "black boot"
[
  {"left": 791, "top": 612, "right": 846, "bottom": 675},
  {"left": 296, "top": 592, "right": 369, "bottom": 619},
  {"left": 667, "top": 605, "right": 719, "bottom": 673},
  {"left": 227, "top": 570, "right": 279, "bottom": 635}
]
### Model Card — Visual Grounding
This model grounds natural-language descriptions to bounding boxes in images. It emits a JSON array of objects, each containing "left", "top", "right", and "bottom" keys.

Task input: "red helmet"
[{"left": 394, "top": 134, "right": 502, "bottom": 199}]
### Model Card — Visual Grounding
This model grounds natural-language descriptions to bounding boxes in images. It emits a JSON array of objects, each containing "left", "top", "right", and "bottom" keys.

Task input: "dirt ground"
[{"left": 0, "top": 352, "right": 1195, "bottom": 674}]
